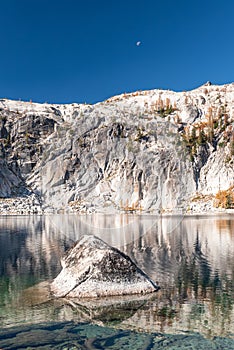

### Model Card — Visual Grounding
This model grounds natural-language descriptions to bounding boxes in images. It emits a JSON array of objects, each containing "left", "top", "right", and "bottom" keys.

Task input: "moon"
[{"left": 136, "top": 41, "right": 141, "bottom": 46}]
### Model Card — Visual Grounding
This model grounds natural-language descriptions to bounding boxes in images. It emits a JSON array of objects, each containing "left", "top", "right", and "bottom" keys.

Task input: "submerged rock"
[{"left": 51, "top": 235, "right": 159, "bottom": 298}]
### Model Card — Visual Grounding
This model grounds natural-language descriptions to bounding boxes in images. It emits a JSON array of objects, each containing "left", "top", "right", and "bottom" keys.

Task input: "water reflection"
[{"left": 0, "top": 214, "right": 233, "bottom": 339}]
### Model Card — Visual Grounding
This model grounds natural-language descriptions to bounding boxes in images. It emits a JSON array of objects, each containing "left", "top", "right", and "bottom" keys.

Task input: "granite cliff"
[{"left": 0, "top": 82, "right": 233, "bottom": 214}]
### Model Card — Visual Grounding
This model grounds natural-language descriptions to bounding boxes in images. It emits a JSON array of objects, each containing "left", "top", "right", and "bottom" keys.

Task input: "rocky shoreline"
[
  {"left": 0, "top": 194, "right": 42, "bottom": 215},
  {"left": 0, "top": 195, "right": 233, "bottom": 215}
]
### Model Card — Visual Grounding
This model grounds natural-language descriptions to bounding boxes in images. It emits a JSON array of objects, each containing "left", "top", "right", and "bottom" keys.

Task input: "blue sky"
[{"left": 1, "top": 0, "right": 234, "bottom": 104}]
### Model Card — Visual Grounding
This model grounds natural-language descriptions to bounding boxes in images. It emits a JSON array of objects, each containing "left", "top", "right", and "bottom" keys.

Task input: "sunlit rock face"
[
  {"left": 51, "top": 235, "right": 159, "bottom": 298},
  {"left": 0, "top": 83, "right": 234, "bottom": 214}
]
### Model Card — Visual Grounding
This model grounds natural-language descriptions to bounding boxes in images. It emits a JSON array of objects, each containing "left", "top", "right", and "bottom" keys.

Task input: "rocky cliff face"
[{"left": 0, "top": 83, "right": 233, "bottom": 214}]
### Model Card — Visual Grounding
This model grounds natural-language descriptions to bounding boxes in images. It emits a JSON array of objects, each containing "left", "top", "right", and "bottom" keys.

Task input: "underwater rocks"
[
  {"left": 51, "top": 235, "right": 159, "bottom": 298},
  {"left": 1, "top": 322, "right": 233, "bottom": 350}
]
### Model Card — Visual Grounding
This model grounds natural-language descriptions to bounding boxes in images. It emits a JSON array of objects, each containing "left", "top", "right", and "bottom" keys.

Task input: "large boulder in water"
[{"left": 51, "top": 235, "right": 159, "bottom": 298}]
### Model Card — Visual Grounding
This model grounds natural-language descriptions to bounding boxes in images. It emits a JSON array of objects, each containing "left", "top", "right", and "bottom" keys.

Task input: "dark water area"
[{"left": 0, "top": 214, "right": 233, "bottom": 349}]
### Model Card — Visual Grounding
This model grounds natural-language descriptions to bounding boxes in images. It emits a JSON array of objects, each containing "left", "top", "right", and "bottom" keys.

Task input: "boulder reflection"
[{"left": 0, "top": 214, "right": 233, "bottom": 337}]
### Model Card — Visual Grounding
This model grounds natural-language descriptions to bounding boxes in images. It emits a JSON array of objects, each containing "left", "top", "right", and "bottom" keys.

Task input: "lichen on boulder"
[{"left": 51, "top": 235, "right": 159, "bottom": 298}]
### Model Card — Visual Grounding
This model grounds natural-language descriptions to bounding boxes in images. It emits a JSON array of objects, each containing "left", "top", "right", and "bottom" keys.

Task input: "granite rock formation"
[
  {"left": 51, "top": 235, "right": 159, "bottom": 298},
  {"left": 0, "top": 83, "right": 234, "bottom": 213}
]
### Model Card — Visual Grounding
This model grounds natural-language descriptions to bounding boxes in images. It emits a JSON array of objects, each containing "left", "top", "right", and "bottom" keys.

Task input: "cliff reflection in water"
[{"left": 0, "top": 214, "right": 233, "bottom": 338}]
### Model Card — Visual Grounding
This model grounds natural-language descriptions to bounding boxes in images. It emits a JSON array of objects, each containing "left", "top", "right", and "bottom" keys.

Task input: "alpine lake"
[{"left": 0, "top": 214, "right": 233, "bottom": 349}]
